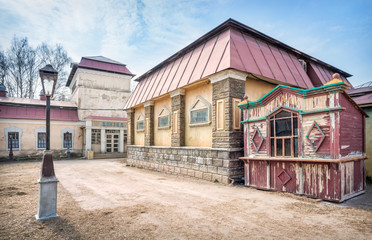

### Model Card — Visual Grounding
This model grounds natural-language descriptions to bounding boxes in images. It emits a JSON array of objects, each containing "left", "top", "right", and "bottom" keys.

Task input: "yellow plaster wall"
[
  {"left": 185, "top": 83, "right": 213, "bottom": 147},
  {"left": 0, "top": 121, "right": 83, "bottom": 156},
  {"left": 245, "top": 78, "right": 276, "bottom": 101},
  {"left": 154, "top": 97, "right": 172, "bottom": 146},
  {"left": 134, "top": 106, "right": 145, "bottom": 145}
]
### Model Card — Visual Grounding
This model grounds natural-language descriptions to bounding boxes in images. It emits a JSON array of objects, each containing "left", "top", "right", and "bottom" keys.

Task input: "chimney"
[
  {"left": 0, "top": 83, "right": 7, "bottom": 97},
  {"left": 40, "top": 90, "right": 46, "bottom": 100}
]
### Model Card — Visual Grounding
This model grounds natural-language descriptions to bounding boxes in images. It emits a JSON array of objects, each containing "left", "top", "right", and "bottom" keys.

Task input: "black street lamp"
[
  {"left": 39, "top": 64, "right": 58, "bottom": 152},
  {"left": 36, "top": 64, "right": 59, "bottom": 220}
]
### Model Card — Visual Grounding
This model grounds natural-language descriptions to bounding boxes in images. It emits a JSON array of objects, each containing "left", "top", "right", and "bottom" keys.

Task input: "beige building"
[
  {"left": 124, "top": 19, "right": 353, "bottom": 184},
  {"left": 0, "top": 56, "right": 134, "bottom": 159},
  {"left": 66, "top": 56, "right": 134, "bottom": 156}
]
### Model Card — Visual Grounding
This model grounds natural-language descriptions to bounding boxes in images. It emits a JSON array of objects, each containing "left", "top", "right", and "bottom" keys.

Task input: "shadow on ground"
[{"left": 340, "top": 183, "right": 372, "bottom": 210}]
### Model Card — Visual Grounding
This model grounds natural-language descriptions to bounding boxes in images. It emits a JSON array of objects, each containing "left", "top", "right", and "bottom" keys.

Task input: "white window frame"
[
  {"left": 189, "top": 96, "right": 211, "bottom": 127},
  {"left": 136, "top": 113, "right": 145, "bottom": 132},
  {"left": 61, "top": 128, "right": 74, "bottom": 150},
  {"left": 35, "top": 127, "right": 46, "bottom": 150},
  {"left": 5, "top": 126, "right": 22, "bottom": 151},
  {"left": 158, "top": 106, "right": 170, "bottom": 129}
]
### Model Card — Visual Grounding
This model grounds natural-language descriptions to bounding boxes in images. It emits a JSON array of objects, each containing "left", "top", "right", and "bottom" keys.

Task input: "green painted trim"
[
  {"left": 241, "top": 106, "right": 343, "bottom": 124},
  {"left": 238, "top": 82, "right": 345, "bottom": 110}
]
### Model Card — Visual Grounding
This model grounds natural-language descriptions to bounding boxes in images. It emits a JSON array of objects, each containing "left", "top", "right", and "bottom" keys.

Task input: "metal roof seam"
[
  {"left": 140, "top": 70, "right": 159, "bottom": 104},
  {"left": 241, "top": 33, "right": 262, "bottom": 76},
  {"left": 186, "top": 41, "right": 207, "bottom": 85},
  {"left": 230, "top": 32, "right": 248, "bottom": 72},
  {"left": 156, "top": 61, "right": 175, "bottom": 98},
  {"left": 278, "top": 49, "right": 296, "bottom": 84},
  {"left": 149, "top": 65, "right": 168, "bottom": 100},
  {"left": 288, "top": 53, "right": 308, "bottom": 88},
  {"left": 200, "top": 33, "right": 220, "bottom": 80},
  {"left": 254, "top": 38, "right": 276, "bottom": 80},
  {"left": 215, "top": 38, "right": 230, "bottom": 73},
  {"left": 164, "top": 53, "right": 185, "bottom": 94},
  {"left": 173, "top": 50, "right": 191, "bottom": 91},
  {"left": 267, "top": 44, "right": 287, "bottom": 84}
]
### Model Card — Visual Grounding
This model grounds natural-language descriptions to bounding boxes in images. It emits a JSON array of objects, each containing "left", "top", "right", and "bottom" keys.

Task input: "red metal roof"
[
  {"left": 85, "top": 115, "right": 127, "bottom": 121},
  {"left": 125, "top": 19, "right": 351, "bottom": 109},
  {"left": 0, "top": 97, "right": 77, "bottom": 108},
  {"left": 66, "top": 56, "right": 134, "bottom": 87},
  {"left": 347, "top": 86, "right": 372, "bottom": 106},
  {"left": 0, "top": 97, "right": 79, "bottom": 121}
]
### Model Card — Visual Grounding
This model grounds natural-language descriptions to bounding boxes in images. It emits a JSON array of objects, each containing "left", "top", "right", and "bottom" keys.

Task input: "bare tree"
[
  {"left": 3, "top": 36, "right": 71, "bottom": 100},
  {"left": 0, "top": 50, "right": 8, "bottom": 85},
  {"left": 37, "top": 43, "right": 71, "bottom": 100}
]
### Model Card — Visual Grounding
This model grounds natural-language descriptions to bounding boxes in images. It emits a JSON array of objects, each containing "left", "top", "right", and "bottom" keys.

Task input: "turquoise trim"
[
  {"left": 241, "top": 106, "right": 343, "bottom": 124},
  {"left": 238, "top": 82, "right": 345, "bottom": 110}
]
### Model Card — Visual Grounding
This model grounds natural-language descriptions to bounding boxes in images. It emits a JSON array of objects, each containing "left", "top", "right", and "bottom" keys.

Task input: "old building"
[
  {"left": 66, "top": 56, "right": 134, "bottom": 157},
  {"left": 124, "top": 19, "right": 356, "bottom": 185},
  {"left": 0, "top": 56, "right": 134, "bottom": 159},
  {"left": 239, "top": 76, "right": 367, "bottom": 202},
  {"left": 0, "top": 87, "right": 83, "bottom": 158},
  {"left": 347, "top": 82, "right": 372, "bottom": 178}
]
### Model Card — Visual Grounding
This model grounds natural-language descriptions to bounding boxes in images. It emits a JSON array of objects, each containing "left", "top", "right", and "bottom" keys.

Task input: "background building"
[{"left": 0, "top": 56, "right": 134, "bottom": 159}]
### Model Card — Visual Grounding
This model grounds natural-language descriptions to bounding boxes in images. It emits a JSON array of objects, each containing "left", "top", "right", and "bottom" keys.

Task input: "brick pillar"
[
  {"left": 171, "top": 89, "right": 185, "bottom": 147},
  {"left": 126, "top": 109, "right": 135, "bottom": 145},
  {"left": 144, "top": 101, "right": 154, "bottom": 146},
  {"left": 210, "top": 70, "right": 246, "bottom": 149}
]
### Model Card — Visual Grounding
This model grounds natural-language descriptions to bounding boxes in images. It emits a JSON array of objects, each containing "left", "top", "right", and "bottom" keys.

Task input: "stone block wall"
[
  {"left": 212, "top": 77, "right": 245, "bottom": 149},
  {"left": 171, "top": 93, "right": 185, "bottom": 147},
  {"left": 127, "top": 145, "right": 244, "bottom": 184}
]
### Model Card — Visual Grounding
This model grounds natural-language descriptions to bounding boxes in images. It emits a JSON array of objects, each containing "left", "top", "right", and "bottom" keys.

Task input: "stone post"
[
  {"left": 144, "top": 101, "right": 154, "bottom": 146},
  {"left": 126, "top": 109, "right": 135, "bottom": 145},
  {"left": 35, "top": 150, "right": 58, "bottom": 220},
  {"left": 171, "top": 89, "right": 185, "bottom": 147},
  {"left": 210, "top": 70, "right": 246, "bottom": 149}
]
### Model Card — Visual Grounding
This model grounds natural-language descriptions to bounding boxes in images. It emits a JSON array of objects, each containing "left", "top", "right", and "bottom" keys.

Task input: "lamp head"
[{"left": 39, "top": 64, "right": 58, "bottom": 97}]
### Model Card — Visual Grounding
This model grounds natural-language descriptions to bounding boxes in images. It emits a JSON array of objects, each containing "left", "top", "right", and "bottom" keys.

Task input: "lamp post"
[{"left": 36, "top": 64, "right": 59, "bottom": 220}]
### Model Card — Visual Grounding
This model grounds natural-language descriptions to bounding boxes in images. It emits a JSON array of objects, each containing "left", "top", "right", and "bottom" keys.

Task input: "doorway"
[{"left": 106, "top": 130, "right": 120, "bottom": 153}]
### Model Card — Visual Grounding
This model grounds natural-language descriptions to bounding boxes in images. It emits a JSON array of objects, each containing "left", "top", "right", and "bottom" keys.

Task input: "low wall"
[
  {"left": 127, "top": 145, "right": 244, "bottom": 184},
  {"left": 241, "top": 157, "right": 366, "bottom": 202}
]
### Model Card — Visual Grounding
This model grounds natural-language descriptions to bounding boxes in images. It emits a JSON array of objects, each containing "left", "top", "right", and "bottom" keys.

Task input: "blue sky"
[{"left": 0, "top": 0, "right": 371, "bottom": 87}]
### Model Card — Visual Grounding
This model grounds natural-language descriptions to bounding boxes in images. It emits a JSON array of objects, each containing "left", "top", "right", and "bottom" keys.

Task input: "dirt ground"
[{"left": 1, "top": 159, "right": 372, "bottom": 240}]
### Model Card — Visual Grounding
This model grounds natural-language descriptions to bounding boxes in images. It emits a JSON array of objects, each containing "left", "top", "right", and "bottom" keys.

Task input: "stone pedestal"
[
  {"left": 35, "top": 150, "right": 59, "bottom": 220},
  {"left": 35, "top": 177, "right": 59, "bottom": 220}
]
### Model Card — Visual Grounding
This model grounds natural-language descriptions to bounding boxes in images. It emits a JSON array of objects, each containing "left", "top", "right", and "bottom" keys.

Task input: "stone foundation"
[{"left": 127, "top": 145, "right": 244, "bottom": 184}]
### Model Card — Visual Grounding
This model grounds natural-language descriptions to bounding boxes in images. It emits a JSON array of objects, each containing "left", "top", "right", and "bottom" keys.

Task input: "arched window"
[
  {"left": 136, "top": 113, "right": 145, "bottom": 131},
  {"left": 269, "top": 110, "right": 299, "bottom": 157}
]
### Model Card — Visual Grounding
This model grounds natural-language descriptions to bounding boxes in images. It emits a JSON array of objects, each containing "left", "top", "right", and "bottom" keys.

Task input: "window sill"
[
  {"left": 189, "top": 121, "right": 211, "bottom": 127},
  {"left": 136, "top": 129, "right": 145, "bottom": 132},
  {"left": 158, "top": 126, "right": 170, "bottom": 130}
]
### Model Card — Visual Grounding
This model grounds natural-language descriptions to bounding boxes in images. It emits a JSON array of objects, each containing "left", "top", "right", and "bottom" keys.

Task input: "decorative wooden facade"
[{"left": 239, "top": 79, "right": 367, "bottom": 202}]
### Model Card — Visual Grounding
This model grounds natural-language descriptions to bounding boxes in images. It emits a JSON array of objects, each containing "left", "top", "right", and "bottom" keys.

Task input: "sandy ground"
[{"left": 0, "top": 159, "right": 372, "bottom": 240}]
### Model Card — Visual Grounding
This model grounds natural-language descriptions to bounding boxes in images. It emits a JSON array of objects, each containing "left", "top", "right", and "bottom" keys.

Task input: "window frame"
[
  {"left": 5, "top": 126, "right": 22, "bottom": 151},
  {"left": 61, "top": 128, "right": 74, "bottom": 150},
  {"left": 37, "top": 132, "right": 47, "bottom": 149},
  {"left": 157, "top": 106, "right": 170, "bottom": 130},
  {"left": 189, "top": 96, "right": 211, "bottom": 127},
  {"left": 63, "top": 132, "right": 73, "bottom": 149},
  {"left": 91, "top": 129, "right": 101, "bottom": 144},
  {"left": 136, "top": 113, "right": 145, "bottom": 132},
  {"left": 268, "top": 109, "right": 299, "bottom": 158}
]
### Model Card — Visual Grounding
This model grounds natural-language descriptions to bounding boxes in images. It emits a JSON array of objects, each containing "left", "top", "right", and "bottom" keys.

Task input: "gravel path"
[{"left": 1, "top": 159, "right": 371, "bottom": 239}]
